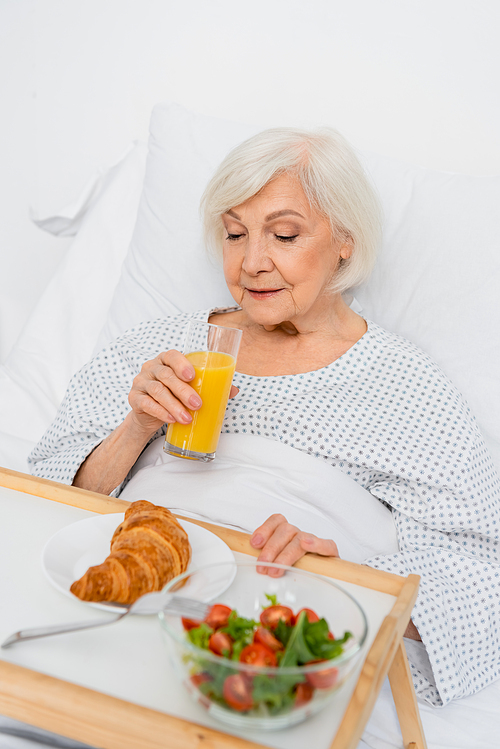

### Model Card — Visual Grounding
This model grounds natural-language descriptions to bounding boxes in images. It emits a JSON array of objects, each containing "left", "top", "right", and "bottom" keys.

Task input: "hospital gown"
[{"left": 29, "top": 308, "right": 500, "bottom": 707}]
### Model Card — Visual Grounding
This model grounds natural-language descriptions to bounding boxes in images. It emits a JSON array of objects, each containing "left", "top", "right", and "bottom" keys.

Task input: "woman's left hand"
[{"left": 250, "top": 514, "right": 339, "bottom": 576}]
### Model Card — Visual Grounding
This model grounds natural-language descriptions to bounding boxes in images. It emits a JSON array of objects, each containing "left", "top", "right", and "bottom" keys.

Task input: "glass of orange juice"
[{"left": 164, "top": 320, "right": 242, "bottom": 462}]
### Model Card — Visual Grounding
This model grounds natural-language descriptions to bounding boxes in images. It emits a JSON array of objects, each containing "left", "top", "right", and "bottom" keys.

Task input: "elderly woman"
[{"left": 29, "top": 128, "right": 500, "bottom": 709}]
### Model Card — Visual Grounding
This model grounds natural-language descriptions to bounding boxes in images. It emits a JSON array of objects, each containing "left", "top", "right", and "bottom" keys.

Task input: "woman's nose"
[{"left": 241, "top": 236, "right": 274, "bottom": 275}]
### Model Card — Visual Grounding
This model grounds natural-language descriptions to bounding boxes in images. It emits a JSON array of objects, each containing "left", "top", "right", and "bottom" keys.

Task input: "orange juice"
[{"left": 166, "top": 350, "right": 236, "bottom": 456}]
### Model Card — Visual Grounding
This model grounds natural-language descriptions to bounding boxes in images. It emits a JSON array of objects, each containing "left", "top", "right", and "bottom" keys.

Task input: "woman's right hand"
[
  {"left": 127, "top": 350, "right": 202, "bottom": 437},
  {"left": 127, "top": 349, "right": 238, "bottom": 438}
]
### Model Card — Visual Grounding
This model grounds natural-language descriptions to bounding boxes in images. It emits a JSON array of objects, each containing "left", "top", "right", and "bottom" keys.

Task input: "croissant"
[{"left": 70, "top": 500, "right": 192, "bottom": 605}]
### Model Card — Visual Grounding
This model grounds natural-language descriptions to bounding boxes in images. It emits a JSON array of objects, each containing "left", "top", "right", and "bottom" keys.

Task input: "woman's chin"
[{"left": 242, "top": 306, "right": 287, "bottom": 329}]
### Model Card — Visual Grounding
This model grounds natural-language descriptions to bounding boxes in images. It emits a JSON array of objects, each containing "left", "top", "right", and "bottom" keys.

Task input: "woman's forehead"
[{"left": 226, "top": 174, "right": 318, "bottom": 221}]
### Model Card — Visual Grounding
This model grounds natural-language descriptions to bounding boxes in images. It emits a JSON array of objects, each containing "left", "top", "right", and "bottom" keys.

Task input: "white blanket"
[{"left": 121, "top": 432, "right": 399, "bottom": 565}]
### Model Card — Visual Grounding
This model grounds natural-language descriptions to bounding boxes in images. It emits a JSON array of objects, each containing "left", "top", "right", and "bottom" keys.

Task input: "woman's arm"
[
  {"left": 72, "top": 349, "right": 203, "bottom": 493},
  {"left": 72, "top": 348, "right": 239, "bottom": 494},
  {"left": 72, "top": 412, "right": 159, "bottom": 494}
]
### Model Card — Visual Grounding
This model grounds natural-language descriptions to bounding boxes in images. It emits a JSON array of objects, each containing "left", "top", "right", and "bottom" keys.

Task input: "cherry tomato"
[
  {"left": 239, "top": 643, "right": 277, "bottom": 667},
  {"left": 260, "top": 605, "right": 294, "bottom": 630},
  {"left": 205, "top": 604, "right": 232, "bottom": 630},
  {"left": 223, "top": 674, "right": 254, "bottom": 712},
  {"left": 294, "top": 608, "right": 320, "bottom": 624},
  {"left": 181, "top": 617, "right": 202, "bottom": 631},
  {"left": 208, "top": 631, "right": 233, "bottom": 657},
  {"left": 253, "top": 626, "right": 284, "bottom": 652},
  {"left": 294, "top": 681, "right": 314, "bottom": 707},
  {"left": 190, "top": 672, "right": 213, "bottom": 688},
  {"left": 190, "top": 672, "right": 213, "bottom": 708},
  {"left": 306, "top": 661, "right": 339, "bottom": 689},
  {"left": 327, "top": 631, "right": 335, "bottom": 640}
]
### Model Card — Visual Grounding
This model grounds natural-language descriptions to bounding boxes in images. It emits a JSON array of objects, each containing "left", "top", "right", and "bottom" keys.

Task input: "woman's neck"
[{"left": 210, "top": 298, "right": 367, "bottom": 377}]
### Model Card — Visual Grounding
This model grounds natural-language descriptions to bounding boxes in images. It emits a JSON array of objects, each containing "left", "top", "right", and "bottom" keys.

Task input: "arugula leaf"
[
  {"left": 231, "top": 639, "right": 246, "bottom": 662},
  {"left": 252, "top": 673, "right": 303, "bottom": 714},
  {"left": 220, "top": 611, "right": 257, "bottom": 654},
  {"left": 274, "top": 619, "right": 293, "bottom": 647},
  {"left": 196, "top": 659, "right": 235, "bottom": 701},
  {"left": 262, "top": 593, "right": 279, "bottom": 609},
  {"left": 280, "top": 613, "right": 352, "bottom": 667},
  {"left": 305, "top": 620, "right": 352, "bottom": 659},
  {"left": 187, "top": 622, "right": 213, "bottom": 649},
  {"left": 279, "top": 610, "right": 316, "bottom": 667}
]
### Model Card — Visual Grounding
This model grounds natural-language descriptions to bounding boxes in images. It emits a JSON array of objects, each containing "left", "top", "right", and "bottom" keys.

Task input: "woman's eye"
[
  {"left": 275, "top": 234, "right": 298, "bottom": 243},
  {"left": 226, "top": 233, "right": 244, "bottom": 241}
]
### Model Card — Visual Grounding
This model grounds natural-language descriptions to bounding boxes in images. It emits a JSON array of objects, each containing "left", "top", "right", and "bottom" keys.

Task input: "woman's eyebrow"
[
  {"left": 265, "top": 210, "right": 304, "bottom": 221},
  {"left": 224, "top": 209, "right": 305, "bottom": 221}
]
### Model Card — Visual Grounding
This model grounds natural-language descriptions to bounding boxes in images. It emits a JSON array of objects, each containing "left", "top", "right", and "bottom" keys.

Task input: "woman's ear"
[{"left": 339, "top": 236, "right": 354, "bottom": 260}]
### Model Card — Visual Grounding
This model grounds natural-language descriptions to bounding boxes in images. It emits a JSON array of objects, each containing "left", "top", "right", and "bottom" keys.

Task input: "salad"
[{"left": 181, "top": 594, "right": 353, "bottom": 715}]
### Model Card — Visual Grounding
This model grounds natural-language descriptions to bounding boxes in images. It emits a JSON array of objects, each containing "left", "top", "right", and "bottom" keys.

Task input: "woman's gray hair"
[{"left": 200, "top": 127, "right": 382, "bottom": 294}]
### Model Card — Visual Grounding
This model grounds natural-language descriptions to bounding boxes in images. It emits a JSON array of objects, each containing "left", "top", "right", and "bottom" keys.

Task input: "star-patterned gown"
[{"left": 29, "top": 308, "right": 500, "bottom": 707}]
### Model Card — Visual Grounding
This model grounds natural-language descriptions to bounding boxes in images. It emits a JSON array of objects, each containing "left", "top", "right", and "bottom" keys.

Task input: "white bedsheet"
[{"left": 121, "top": 432, "right": 400, "bottom": 565}]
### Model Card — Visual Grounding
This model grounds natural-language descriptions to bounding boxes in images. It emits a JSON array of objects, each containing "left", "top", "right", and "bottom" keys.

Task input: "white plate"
[{"left": 42, "top": 514, "right": 235, "bottom": 613}]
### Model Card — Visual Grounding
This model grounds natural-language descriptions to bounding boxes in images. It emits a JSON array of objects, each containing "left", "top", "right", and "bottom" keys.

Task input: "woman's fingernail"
[
  {"left": 302, "top": 536, "right": 314, "bottom": 546},
  {"left": 251, "top": 534, "right": 264, "bottom": 547},
  {"left": 189, "top": 395, "right": 202, "bottom": 408},
  {"left": 183, "top": 368, "right": 195, "bottom": 380},
  {"left": 180, "top": 411, "right": 192, "bottom": 423}
]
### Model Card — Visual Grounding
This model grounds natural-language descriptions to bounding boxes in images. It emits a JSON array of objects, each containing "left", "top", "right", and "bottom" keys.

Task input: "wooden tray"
[{"left": 0, "top": 467, "right": 427, "bottom": 749}]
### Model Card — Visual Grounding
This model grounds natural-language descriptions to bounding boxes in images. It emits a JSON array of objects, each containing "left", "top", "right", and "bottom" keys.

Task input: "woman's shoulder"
[
  {"left": 363, "top": 318, "right": 464, "bottom": 392},
  {"left": 365, "top": 319, "right": 437, "bottom": 360}
]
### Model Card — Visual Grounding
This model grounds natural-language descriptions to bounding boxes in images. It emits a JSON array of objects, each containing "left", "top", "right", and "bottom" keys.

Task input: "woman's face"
[{"left": 221, "top": 173, "right": 351, "bottom": 330}]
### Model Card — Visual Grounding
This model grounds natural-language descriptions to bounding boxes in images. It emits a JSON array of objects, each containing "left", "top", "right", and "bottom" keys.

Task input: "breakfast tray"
[{"left": 0, "top": 467, "right": 427, "bottom": 749}]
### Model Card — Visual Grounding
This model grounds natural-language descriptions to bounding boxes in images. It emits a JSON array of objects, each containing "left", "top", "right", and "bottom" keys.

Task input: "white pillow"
[
  {"left": 0, "top": 141, "right": 147, "bottom": 446},
  {"left": 97, "top": 102, "right": 500, "bottom": 474},
  {"left": 355, "top": 155, "right": 500, "bottom": 473},
  {"left": 95, "top": 105, "right": 259, "bottom": 349}
]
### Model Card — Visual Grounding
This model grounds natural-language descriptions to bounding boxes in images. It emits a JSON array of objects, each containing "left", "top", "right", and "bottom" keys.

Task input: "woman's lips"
[{"left": 246, "top": 288, "right": 284, "bottom": 300}]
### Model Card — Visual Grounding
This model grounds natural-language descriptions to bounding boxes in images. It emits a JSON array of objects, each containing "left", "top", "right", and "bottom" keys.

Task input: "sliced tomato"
[
  {"left": 327, "top": 631, "right": 335, "bottom": 640},
  {"left": 190, "top": 672, "right": 213, "bottom": 708},
  {"left": 223, "top": 674, "right": 254, "bottom": 712},
  {"left": 181, "top": 617, "right": 202, "bottom": 631},
  {"left": 208, "top": 631, "right": 233, "bottom": 657},
  {"left": 294, "top": 607, "right": 320, "bottom": 624},
  {"left": 204, "top": 604, "right": 232, "bottom": 630},
  {"left": 305, "top": 661, "right": 338, "bottom": 689},
  {"left": 253, "top": 626, "right": 284, "bottom": 652},
  {"left": 239, "top": 643, "right": 277, "bottom": 667},
  {"left": 294, "top": 681, "right": 314, "bottom": 707},
  {"left": 190, "top": 672, "right": 213, "bottom": 688},
  {"left": 259, "top": 605, "right": 294, "bottom": 630}
]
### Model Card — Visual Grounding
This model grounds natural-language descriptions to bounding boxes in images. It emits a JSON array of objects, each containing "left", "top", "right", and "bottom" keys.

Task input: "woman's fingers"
[
  {"left": 128, "top": 349, "right": 240, "bottom": 437},
  {"left": 156, "top": 349, "right": 196, "bottom": 382},
  {"left": 153, "top": 350, "right": 203, "bottom": 410},
  {"left": 251, "top": 515, "right": 339, "bottom": 577},
  {"left": 250, "top": 514, "right": 288, "bottom": 549},
  {"left": 129, "top": 350, "right": 203, "bottom": 427},
  {"left": 299, "top": 535, "right": 339, "bottom": 558}
]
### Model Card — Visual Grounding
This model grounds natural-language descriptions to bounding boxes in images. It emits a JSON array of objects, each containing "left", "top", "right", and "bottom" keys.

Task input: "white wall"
[{"left": 2, "top": 0, "right": 500, "bottom": 361}]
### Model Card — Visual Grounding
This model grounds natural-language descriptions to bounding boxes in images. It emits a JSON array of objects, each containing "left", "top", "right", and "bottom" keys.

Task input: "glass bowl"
[{"left": 158, "top": 560, "right": 368, "bottom": 730}]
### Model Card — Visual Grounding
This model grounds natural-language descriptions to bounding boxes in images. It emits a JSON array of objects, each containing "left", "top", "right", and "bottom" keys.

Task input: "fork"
[{"left": 1, "top": 590, "right": 209, "bottom": 648}]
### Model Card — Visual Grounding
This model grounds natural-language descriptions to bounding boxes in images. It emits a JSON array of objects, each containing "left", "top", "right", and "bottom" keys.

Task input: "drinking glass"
[{"left": 164, "top": 320, "right": 242, "bottom": 462}]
